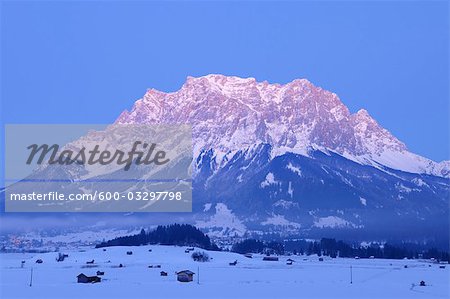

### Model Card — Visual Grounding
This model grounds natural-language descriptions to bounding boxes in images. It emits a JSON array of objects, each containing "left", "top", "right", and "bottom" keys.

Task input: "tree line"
[
  {"left": 95, "top": 224, "right": 219, "bottom": 250},
  {"left": 95, "top": 223, "right": 448, "bottom": 262},
  {"left": 232, "top": 239, "right": 285, "bottom": 255},
  {"left": 233, "top": 238, "right": 449, "bottom": 261}
]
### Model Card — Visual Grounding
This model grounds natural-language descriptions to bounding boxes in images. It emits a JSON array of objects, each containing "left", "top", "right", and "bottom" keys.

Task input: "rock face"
[
  {"left": 113, "top": 75, "right": 449, "bottom": 241},
  {"left": 117, "top": 74, "right": 448, "bottom": 178}
]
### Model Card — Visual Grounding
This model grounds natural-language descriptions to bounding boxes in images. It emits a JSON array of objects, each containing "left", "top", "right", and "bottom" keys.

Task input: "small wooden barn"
[
  {"left": 176, "top": 270, "right": 195, "bottom": 282},
  {"left": 263, "top": 256, "right": 279, "bottom": 261},
  {"left": 77, "top": 273, "right": 101, "bottom": 283}
]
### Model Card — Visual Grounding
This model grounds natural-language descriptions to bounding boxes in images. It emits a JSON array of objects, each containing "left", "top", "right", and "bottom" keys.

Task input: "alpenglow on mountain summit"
[{"left": 117, "top": 74, "right": 449, "bottom": 178}]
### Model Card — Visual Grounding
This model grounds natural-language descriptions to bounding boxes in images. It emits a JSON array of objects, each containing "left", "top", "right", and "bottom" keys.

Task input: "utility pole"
[
  {"left": 29, "top": 268, "right": 33, "bottom": 287},
  {"left": 197, "top": 266, "right": 200, "bottom": 285},
  {"left": 350, "top": 265, "right": 353, "bottom": 284}
]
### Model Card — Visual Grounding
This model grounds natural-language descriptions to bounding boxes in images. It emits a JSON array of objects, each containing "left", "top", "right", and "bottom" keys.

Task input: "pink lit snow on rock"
[{"left": 116, "top": 74, "right": 449, "bottom": 178}]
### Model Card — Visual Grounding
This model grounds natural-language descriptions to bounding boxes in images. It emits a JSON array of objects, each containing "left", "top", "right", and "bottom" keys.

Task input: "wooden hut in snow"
[
  {"left": 77, "top": 273, "right": 101, "bottom": 283},
  {"left": 263, "top": 256, "right": 279, "bottom": 261},
  {"left": 176, "top": 270, "right": 195, "bottom": 282}
]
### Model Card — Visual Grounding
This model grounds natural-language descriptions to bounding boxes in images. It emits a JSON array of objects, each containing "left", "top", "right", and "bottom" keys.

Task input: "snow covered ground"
[{"left": 0, "top": 245, "right": 448, "bottom": 299}]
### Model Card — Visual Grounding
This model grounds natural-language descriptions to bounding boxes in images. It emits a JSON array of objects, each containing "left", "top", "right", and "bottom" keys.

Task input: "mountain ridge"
[{"left": 116, "top": 74, "right": 449, "bottom": 178}]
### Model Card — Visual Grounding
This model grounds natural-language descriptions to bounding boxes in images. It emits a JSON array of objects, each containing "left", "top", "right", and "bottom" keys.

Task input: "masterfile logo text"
[{"left": 4, "top": 124, "right": 193, "bottom": 212}]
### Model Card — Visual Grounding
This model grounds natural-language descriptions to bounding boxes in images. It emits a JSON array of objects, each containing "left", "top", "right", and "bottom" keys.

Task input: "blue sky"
[{"left": 1, "top": 1, "right": 449, "bottom": 162}]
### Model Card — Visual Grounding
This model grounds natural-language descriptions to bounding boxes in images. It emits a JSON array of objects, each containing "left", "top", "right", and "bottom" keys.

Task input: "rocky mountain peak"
[{"left": 115, "top": 74, "right": 448, "bottom": 177}]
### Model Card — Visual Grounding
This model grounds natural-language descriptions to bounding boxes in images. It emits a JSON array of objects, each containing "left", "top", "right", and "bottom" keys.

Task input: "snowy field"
[{"left": 0, "top": 245, "right": 448, "bottom": 299}]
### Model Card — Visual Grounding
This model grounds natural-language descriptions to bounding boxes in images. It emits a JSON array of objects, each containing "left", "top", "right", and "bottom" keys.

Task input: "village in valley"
[{"left": 0, "top": 224, "right": 449, "bottom": 299}]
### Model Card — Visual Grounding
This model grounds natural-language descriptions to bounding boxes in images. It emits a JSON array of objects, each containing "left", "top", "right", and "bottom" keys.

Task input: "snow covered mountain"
[
  {"left": 112, "top": 75, "right": 449, "bottom": 240},
  {"left": 116, "top": 74, "right": 449, "bottom": 178},
  {"left": 3, "top": 75, "right": 447, "bottom": 241}
]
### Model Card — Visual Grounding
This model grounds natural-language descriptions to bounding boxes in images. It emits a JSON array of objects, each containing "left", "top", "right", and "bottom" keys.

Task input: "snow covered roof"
[{"left": 176, "top": 270, "right": 195, "bottom": 275}]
